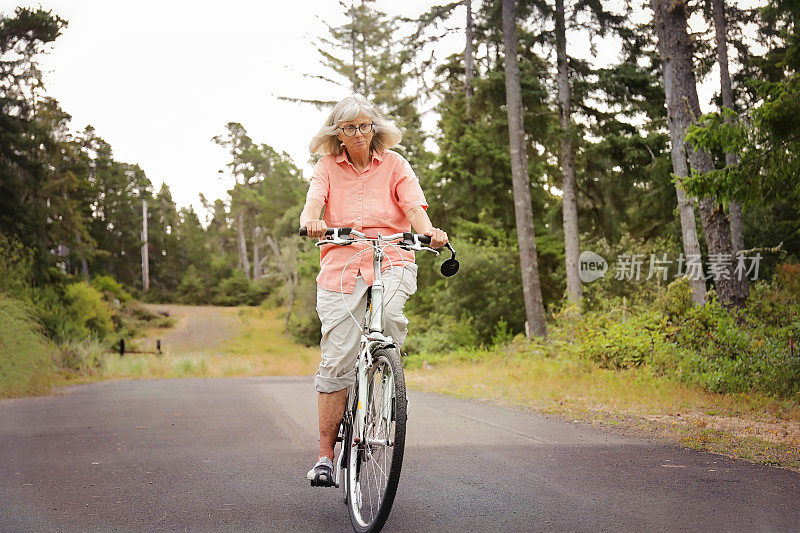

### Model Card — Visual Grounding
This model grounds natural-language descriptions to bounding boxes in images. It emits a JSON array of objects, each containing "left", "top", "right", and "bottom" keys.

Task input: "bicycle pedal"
[{"left": 310, "top": 475, "right": 337, "bottom": 488}]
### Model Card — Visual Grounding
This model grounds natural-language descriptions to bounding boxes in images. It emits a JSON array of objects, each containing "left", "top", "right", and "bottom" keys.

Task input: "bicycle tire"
[
  {"left": 345, "top": 347, "right": 407, "bottom": 533},
  {"left": 339, "top": 390, "right": 355, "bottom": 504}
]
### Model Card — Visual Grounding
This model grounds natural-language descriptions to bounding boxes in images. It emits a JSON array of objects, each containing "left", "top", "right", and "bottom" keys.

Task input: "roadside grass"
[
  {"left": 221, "top": 307, "right": 319, "bottom": 376},
  {"left": 0, "top": 295, "right": 55, "bottom": 397},
  {"left": 92, "top": 306, "right": 319, "bottom": 381},
  {"left": 404, "top": 342, "right": 800, "bottom": 471}
]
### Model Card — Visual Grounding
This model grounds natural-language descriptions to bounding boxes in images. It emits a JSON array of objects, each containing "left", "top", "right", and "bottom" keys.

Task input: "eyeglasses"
[{"left": 338, "top": 123, "right": 375, "bottom": 137}]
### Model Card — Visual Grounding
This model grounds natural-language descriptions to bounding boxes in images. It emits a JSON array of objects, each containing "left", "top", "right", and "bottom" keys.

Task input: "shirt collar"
[{"left": 334, "top": 149, "right": 385, "bottom": 166}]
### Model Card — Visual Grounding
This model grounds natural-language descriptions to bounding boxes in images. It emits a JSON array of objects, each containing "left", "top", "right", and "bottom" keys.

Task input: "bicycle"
[{"left": 299, "top": 226, "right": 458, "bottom": 533}]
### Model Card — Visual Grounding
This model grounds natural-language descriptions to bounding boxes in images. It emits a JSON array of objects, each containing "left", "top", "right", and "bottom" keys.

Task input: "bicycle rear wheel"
[{"left": 345, "top": 347, "right": 407, "bottom": 533}]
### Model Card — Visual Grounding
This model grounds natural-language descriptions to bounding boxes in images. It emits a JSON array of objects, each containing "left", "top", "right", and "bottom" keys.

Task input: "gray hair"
[{"left": 309, "top": 94, "right": 402, "bottom": 155}]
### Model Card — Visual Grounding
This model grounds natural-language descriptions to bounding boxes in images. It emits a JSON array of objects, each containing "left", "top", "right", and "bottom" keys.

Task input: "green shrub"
[
  {"left": 53, "top": 339, "right": 105, "bottom": 374},
  {"left": 583, "top": 311, "right": 675, "bottom": 369},
  {"left": 580, "top": 235, "right": 683, "bottom": 311},
  {"left": 673, "top": 299, "right": 752, "bottom": 360},
  {"left": 654, "top": 277, "right": 693, "bottom": 318},
  {"left": 91, "top": 275, "right": 132, "bottom": 303},
  {"left": 775, "top": 261, "right": 800, "bottom": 297},
  {"left": 63, "top": 282, "right": 114, "bottom": 340},
  {"left": 177, "top": 265, "right": 207, "bottom": 304},
  {"left": 213, "top": 271, "right": 252, "bottom": 306},
  {"left": 408, "top": 239, "right": 528, "bottom": 345},
  {"left": 132, "top": 304, "right": 159, "bottom": 321},
  {"left": 247, "top": 278, "right": 276, "bottom": 306},
  {"left": 0, "top": 295, "right": 53, "bottom": 396},
  {"left": 287, "top": 274, "right": 322, "bottom": 346},
  {"left": 667, "top": 286, "right": 800, "bottom": 396},
  {"left": 0, "top": 233, "right": 34, "bottom": 299},
  {"left": 404, "top": 313, "right": 479, "bottom": 355}
]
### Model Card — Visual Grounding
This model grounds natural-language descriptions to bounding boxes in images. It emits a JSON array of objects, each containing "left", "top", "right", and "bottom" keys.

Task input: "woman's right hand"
[{"left": 304, "top": 219, "right": 328, "bottom": 239}]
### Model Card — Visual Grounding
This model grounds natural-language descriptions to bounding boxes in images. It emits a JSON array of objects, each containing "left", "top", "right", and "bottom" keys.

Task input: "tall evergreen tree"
[
  {"left": 710, "top": 0, "right": 748, "bottom": 300},
  {"left": 554, "top": 0, "right": 581, "bottom": 306},
  {"left": 316, "top": 0, "right": 428, "bottom": 162},
  {"left": 502, "top": 0, "right": 548, "bottom": 338},
  {"left": 213, "top": 122, "right": 255, "bottom": 279},
  {"left": 652, "top": 0, "right": 746, "bottom": 309},
  {"left": 0, "top": 8, "right": 69, "bottom": 279}
]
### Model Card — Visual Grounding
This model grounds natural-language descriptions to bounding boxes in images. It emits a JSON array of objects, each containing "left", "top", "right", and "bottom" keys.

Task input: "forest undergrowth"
[{"left": 404, "top": 271, "right": 800, "bottom": 470}]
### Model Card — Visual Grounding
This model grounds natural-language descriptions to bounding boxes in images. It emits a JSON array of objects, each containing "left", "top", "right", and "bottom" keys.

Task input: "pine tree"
[
  {"left": 315, "top": 0, "right": 428, "bottom": 162},
  {"left": 652, "top": 0, "right": 746, "bottom": 309},
  {"left": 502, "top": 0, "right": 548, "bottom": 338}
]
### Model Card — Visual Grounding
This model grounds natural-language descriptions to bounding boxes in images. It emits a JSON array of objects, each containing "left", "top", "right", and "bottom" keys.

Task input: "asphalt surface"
[{"left": 1, "top": 377, "right": 799, "bottom": 532}]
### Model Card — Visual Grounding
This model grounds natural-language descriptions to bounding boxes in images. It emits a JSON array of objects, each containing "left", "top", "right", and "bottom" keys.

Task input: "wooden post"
[{"left": 141, "top": 199, "right": 150, "bottom": 291}]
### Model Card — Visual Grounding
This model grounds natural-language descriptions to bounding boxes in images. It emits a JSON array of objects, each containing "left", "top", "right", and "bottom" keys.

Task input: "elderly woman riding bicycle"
[{"left": 300, "top": 94, "right": 447, "bottom": 484}]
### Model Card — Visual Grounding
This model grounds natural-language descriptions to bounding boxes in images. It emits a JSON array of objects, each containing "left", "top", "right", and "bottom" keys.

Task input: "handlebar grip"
[
  {"left": 299, "top": 227, "right": 351, "bottom": 237},
  {"left": 418, "top": 235, "right": 432, "bottom": 245}
]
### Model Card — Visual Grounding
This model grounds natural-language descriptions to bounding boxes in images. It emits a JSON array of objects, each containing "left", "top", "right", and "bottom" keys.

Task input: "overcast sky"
[{"left": 3, "top": 1, "right": 731, "bottom": 222}]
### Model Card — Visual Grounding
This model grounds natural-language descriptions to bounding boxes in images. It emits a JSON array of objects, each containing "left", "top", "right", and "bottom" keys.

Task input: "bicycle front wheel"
[{"left": 346, "top": 347, "right": 407, "bottom": 533}]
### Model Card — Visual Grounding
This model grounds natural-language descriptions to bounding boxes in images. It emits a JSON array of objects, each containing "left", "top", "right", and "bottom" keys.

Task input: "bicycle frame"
[
  {"left": 300, "top": 226, "right": 442, "bottom": 495},
  {"left": 333, "top": 232, "right": 408, "bottom": 489}
]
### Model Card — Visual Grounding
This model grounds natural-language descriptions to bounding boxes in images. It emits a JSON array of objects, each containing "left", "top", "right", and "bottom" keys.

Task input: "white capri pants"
[{"left": 314, "top": 264, "right": 418, "bottom": 393}]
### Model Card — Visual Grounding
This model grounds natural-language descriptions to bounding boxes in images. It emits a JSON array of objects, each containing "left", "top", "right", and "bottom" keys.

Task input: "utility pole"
[
  {"left": 465, "top": 0, "right": 474, "bottom": 119},
  {"left": 141, "top": 198, "right": 150, "bottom": 291}
]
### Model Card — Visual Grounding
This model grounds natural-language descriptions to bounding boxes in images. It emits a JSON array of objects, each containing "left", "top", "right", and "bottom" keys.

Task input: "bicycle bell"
[{"left": 440, "top": 243, "right": 459, "bottom": 277}]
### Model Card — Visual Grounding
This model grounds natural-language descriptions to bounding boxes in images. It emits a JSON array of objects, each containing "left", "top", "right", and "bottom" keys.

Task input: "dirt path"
[{"left": 137, "top": 304, "right": 240, "bottom": 354}]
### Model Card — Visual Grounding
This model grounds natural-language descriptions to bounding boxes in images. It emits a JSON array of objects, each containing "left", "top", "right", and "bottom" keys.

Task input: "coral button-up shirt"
[{"left": 305, "top": 149, "right": 428, "bottom": 294}]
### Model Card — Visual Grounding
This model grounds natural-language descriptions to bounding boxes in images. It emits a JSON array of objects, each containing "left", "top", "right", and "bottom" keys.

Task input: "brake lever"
[
  {"left": 416, "top": 246, "right": 440, "bottom": 255},
  {"left": 397, "top": 234, "right": 440, "bottom": 255},
  {"left": 315, "top": 238, "right": 354, "bottom": 247},
  {"left": 315, "top": 228, "right": 355, "bottom": 246}
]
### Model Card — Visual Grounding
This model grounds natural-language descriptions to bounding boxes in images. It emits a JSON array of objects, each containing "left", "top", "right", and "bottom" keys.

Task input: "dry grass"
[
  {"left": 99, "top": 306, "right": 319, "bottom": 380},
  {"left": 217, "top": 307, "right": 319, "bottom": 376},
  {"left": 405, "top": 351, "right": 800, "bottom": 471}
]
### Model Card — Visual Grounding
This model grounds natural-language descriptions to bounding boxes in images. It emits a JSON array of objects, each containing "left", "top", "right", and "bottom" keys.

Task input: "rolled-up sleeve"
[
  {"left": 394, "top": 157, "right": 428, "bottom": 213},
  {"left": 306, "top": 158, "right": 330, "bottom": 205}
]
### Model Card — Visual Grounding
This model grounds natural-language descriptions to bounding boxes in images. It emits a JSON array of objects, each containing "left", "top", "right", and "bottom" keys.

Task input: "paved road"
[{"left": 1, "top": 377, "right": 798, "bottom": 532}]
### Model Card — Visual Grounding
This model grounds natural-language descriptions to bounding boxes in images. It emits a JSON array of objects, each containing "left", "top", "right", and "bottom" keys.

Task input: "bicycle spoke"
[
  {"left": 369, "top": 451, "right": 382, "bottom": 510},
  {"left": 365, "top": 449, "right": 375, "bottom": 522},
  {"left": 347, "top": 351, "right": 405, "bottom": 531}
]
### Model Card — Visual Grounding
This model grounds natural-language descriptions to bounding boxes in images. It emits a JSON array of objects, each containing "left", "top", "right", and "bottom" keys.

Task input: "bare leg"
[{"left": 318, "top": 389, "right": 348, "bottom": 460}]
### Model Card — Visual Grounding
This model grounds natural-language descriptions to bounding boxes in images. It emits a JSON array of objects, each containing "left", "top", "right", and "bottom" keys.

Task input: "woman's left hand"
[{"left": 424, "top": 227, "right": 448, "bottom": 249}]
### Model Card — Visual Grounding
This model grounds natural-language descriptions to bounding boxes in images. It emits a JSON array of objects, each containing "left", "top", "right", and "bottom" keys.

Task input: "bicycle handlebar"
[
  {"left": 299, "top": 227, "right": 351, "bottom": 237},
  {"left": 299, "top": 226, "right": 459, "bottom": 276},
  {"left": 298, "top": 226, "right": 431, "bottom": 245}
]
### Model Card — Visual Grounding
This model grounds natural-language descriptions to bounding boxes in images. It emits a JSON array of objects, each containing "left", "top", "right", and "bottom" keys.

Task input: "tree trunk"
[
  {"left": 555, "top": 0, "right": 582, "bottom": 307},
  {"left": 465, "top": 0, "right": 474, "bottom": 119},
  {"left": 652, "top": 0, "right": 746, "bottom": 309},
  {"left": 285, "top": 270, "right": 298, "bottom": 330},
  {"left": 660, "top": 53, "right": 707, "bottom": 305},
  {"left": 502, "top": 0, "right": 548, "bottom": 338},
  {"left": 252, "top": 225, "right": 261, "bottom": 280},
  {"left": 237, "top": 211, "right": 251, "bottom": 280},
  {"left": 712, "top": 0, "right": 748, "bottom": 295},
  {"left": 729, "top": 201, "right": 745, "bottom": 252},
  {"left": 350, "top": 3, "right": 359, "bottom": 93},
  {"left": 141, "top": 199, "right": 149, "bottom": 292},
  {"left": 76, "top": 233, "right": 89, "bottom": 280}
]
